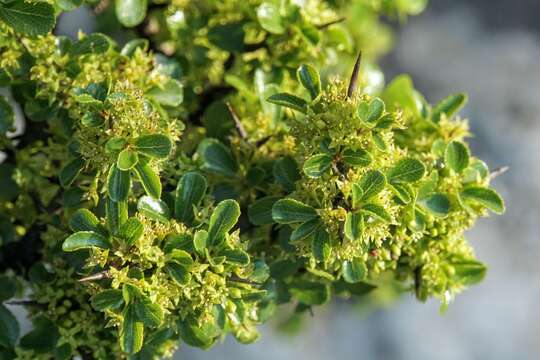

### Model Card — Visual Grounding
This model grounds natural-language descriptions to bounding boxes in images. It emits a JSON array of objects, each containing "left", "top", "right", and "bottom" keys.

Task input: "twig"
[
  {"left": 5, "top": 300, "right": 39, "bottom": 306},
  {"left": 347, "top": 51, "right": 362, "bottom": 99},
  {"left": 228, "top": 276, "right": 261, "bottom": 286},
  {"left": 317, "top": 17, "right": 346, "bottom": 29},
  {"left": 489, "top": 165, "right": 509, "bottom": 180},
  {"left": 225, "top": 102, "right": 248, "bottom": 140},
  {"left": 78, "top": 271, "right": 110, "bottom": 282}
]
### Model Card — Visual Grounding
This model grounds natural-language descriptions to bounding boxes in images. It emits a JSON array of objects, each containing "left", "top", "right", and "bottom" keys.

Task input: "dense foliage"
[{"left": 0, "top": 0, "right": 504, "bottom": 359}]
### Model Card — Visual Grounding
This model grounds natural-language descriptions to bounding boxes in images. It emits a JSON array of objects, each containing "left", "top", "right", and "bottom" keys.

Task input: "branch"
[
  {"left": 78, "top": 271, "right": 111, "bottom": 283},
  {"left": 489, "top": 165, "right": 509, "bottom": 180},
  {"left": 317, "top": 17, "right": 347, "bottom": 29},
  {"left": 225, "top": 102, "right": 248, "bottom": 140}
]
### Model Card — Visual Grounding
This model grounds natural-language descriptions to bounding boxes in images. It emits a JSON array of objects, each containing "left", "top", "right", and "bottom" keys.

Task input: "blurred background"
[
  {"left": 45, "top": 0, "right": 539, "bottom": 359},
  {"left": 174, "top": 1, "right": 539, "bottom": 359}
]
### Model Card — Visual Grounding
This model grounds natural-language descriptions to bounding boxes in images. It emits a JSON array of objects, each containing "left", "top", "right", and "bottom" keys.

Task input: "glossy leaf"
[
  {"left": 460, "top": 186, "right": 505, "bottom": 214},
  {"left": 296, "top": 64, "right": 321, "bottom": 100},
  {"left": 367, "top": 97, "right": 385, "bottom": 123},
  {"left": 62, "top": 231, "right": 111, "bottom": 252},
  {"left": 357, "top": 170, "right": 386, "bottom": 203},
  {"left": 342, "top": 258, "right": 367, "bottom": 283},
  {"left": 0, "top": 1, "right": 55, "bottom": 36},
  {"left": 342, "top": 149, "right": 372, "bottom": 167},
  {"left": 267, "top": 93, "right": 307, "bottom": 114},
  {"left": 70, "top": 33, "right": 110, "bottom": 56},
  {"left": 421, "top": 193, "right": 451, "bottom": 217},
  {"left": 147, "top": 79, "right": 183, "bottom": 107},
  {"left": 193, "top": 230, "right": 208, "bottom": 256},
  {"left": 272, "top": 199, "right": 318, "bottom": 224},
  {"left": 207, "top": 199, "right": 240, "bottom": 246},
  {"left": 166, "top": 262, "right": 191, "bottom": 285},
  {"left": 175, "top": 172, "right": 207, "bottom": 224},
  {"left": 445, "top": 141, "right": 470, "bottom": 173},
  {"left": 311, "top": 228, "right": 331, "bottom": 262},
  {"left": 90, "top": 289, "right": 124, "bottom": 311},
  {"left": 198, "top": 139, "right": 238, "bottom": 177},
  {"left": 248, "top": 196, "right": 280, "bottom": 226},
  {"left": 257, "top": 2, "right": 285, "bottom": 34},
  {"left": 117, "top": 148, "right": 139, "bottom": 170},
  {"left": 432, "top": 93, "right": 468, "bottom": 123},
  {"left": 69, "top": 209, "right": 100, "bottom": 232},
  {"left": 137, "top": 196, "right": 171, "bottom": 223},
  {"left": 290, "top": 219, "right": 321, "bottom": 242},
  {"left": 59, "top": 158, "right": 85, "bottom": 188},
  {"left": 134, "top": 296, "right": 163, "bottom": 328},
  {"left": 121, "top": 305, "right": 144, "bottom": 354},
  {"left": 273, "top": 156, "right": 300, "bottom": 192},
  {"left": 0, "top": 304, "right": 19, "bottom": 347},
  {"left": 360, "top": 203, "right": 391, "bottom": 222},
  {"left": 344, "top": 212, "right": 363, "bottom": 241},
  {"left": 387, "top": 158, "right": 425, "bottom": 183},
  {"left": 303, "top": 154, "right": 332, "bottom": 178},
  {"left": 108, "top": 164, "right": 131, "bottom": 202},
  {"left": 118, "top": 217, "right": 144, "bottom": 246},
  {"left": 289, "top": 280, "right": 330, "bottom": 305},
  {"left": 134, "top": 134, "right": 172, "bottom": 159},
  {"left": 115, "top": 0, "right": 147, "bottom": 27},
  {"left": 106, "top": 198, "right": 128, "bottom": 235},
  {"left": 134, "top": 162, "right": 162, "bottom": 199},
  {"left": 452, "top": 260, "right": 487, "bottom": 285},
  {"left": 220, "top": 249, "right": 250, "bottom": 266}
]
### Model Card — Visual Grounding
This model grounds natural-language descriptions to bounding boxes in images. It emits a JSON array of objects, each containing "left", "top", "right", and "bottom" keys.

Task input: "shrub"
[{"left": 0, "top": 0, "right": 504, "bottom": 358}]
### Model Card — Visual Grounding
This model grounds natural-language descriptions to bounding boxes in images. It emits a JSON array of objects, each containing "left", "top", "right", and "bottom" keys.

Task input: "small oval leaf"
[
  {"left": 272, "top": 199, "right": 318, "bottom": 224},
  {"left": 62, "top": 231, "right": 111, "bottom": 252}
]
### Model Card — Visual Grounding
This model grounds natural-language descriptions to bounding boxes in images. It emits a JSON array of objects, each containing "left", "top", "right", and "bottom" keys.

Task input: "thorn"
[
  {"left": 78, "top": 271, "right": 110, "bottom": 283},
  {"left": 347, "top": 51, "right": 362, "bottom": 99},
  {"left": 5, "top": 300, "right": 39, "bottom": 306},
  {"left": 225, "top": 102, "right": 248, "bottom": 140},
  {"left": 489, "top": 165, "right": 509, "bottom": 180},
  {"left": 317, "top": 16, "right": 347, "bottom": 29},
  {"left": 255, "top": 135, "right": 271, "bottom": 148}
]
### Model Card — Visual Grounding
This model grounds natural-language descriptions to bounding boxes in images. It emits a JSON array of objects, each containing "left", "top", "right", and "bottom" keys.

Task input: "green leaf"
[
  {"left": 342, "top": 149, "right": 372, "bottom": 167},
  {"left": 303, "top": 154, "right": 332, "bottom": 178},
  {"left": 169, "top": 249, "right": 194, "bottom": 268},
  {"left": 115, "top": 0, "right": 147, "bottom": 27},
  {"left": 389, "top": 182, "right": 413, "bottom": 204},
  {"left": 121, "top": 305, "right": 144, "bottom": 354},
  {"left": 452, "top": 260, "right": 487, "bottom": 285},
  {"left": 372, "top": 133, "right": 388, "bottom": 152},
  {"left": 247, "top": 196, "right": 280, "bottom": 226},
  {"left": 342, "top": 258, "right": 367, "bottom": 283},
  {"left": 106, "top": 198, "right": 128, "bottom": 235},
  {"left": 432, "top": 93, "right": 468, "bottom": 123},
  {"left": 175, "top": 172, "right": 207, "bottom": 225},
  {"left": 120, "top": 38, "right": 148, "bottom": 57},
  {"left": 220, "top": 249, "right": 250, "bottom": 266},
  {"left": 420, "top": 193, "right": 451, "bottom": 217},
  {"left": 165, "top": 262, "right": 191, "bottom": 285},
  {"left": 134, "top": 296, "right": 163, "bottom": 328},
  {"left": 289, "top": 280, "right": 330, "bottom": 305},
  {"left": 296, "top": 64, "right": 321, "bottom": 100},
  {"left": 273, "top": 156, "right": 300, "bottom": 192},
  {"left": 444, "top": 141, "right": 470, "bottom": 173},
  {"left": 137, "top": 196, "right": 171, "bottom": 223},
  {"left": 69, "top": 209, "right": 100, "bottom": 232},
  {"left": 90, "top": 289, "right": 124, "bottom": 311},
  {"left": 198, "top": 139, "right": 238, "bottom": 177},
  {"left": 207, "top": 199, "right": 240, "bottom": 247},
  {"left": 360, "top": 203, "right": 391, "bottom": 222},
  {"left": 272, "top": 199, "right": 318, "bottom": 224},
  {"left": 208, "top": 22, "right": 245, "bottom": 52},
  {"left": 117, "top": 148, "right": 139, "bottom": 170},
  {"left": 290, "top": 219, "right": 321, "bottom": 242},
  {"left": 357, "top": 170, "right": 386, "bottom": 203},
  {"left": 122, "top": 283, "right": 141, "bottom": 304},
  {"left": 387, "top": 158, "right": 425, "bottom": 183},
  {"left": 0, "top": 1, "right": 55, "bottom": 36},
  {"left": 134, "top": 134, "right": 172, "bottom": 159},
  {"left": 257, "top": 2, "right": 285, "bottom": 34},
  {"left": 267, "top": 93, "right": 307, "bottom": 114},
  {"left": 367, "top": 97, "right": 385, "bottom": 123},
  {"left": 344, "top": 212, "right": 363, "bottom": 241},
  {"left": 0, "top": 304, "right": 19, "bottom": 347},
  {"left": 19, "top": 316, "right": 59, "bottom": 353},
  {"left": 134, "top": 162, "right": 162, "bottom": 199},
  {"left": 81, "top": 112, "right": 104, "bottom": 127},
  {"left": 311, "top": 228, "right": 331, "bottom": 262},
  {"left": 70, "top": 33, "right": 111, "bottom": 56},
  {"left": 460, "top": 186, "right": 505, "bottom": 214},
  {"left": 62, "top": 231, "right": 111, "bottom": 252},
  {"left": 59, "top": 158, "right": 85, "bottom": 188},
  {"left": 108, "top": 164, "right": 131, "bottom": 202},
  {"left": 0, "top": 96, "right": 14, "bottom": 135},
  {"left": 147, "top": 79, "right": 183, "bottom": 106},
  {"left": 118, "top": 217, "right": 144, "bottom": 246},
  {"left": 0, "top": 276, "right": 16, "bottom": 301},
  {"left": 193, "top": 230, "right": 208, "bottom": 256}
]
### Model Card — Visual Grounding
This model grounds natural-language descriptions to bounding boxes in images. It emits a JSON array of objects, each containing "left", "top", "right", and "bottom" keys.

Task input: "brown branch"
[
  {"left": 317, "top": 16, "right": 347, "bottom": 29},
  {"left": 347, "top": 51, "right": 362, "bottom": 99},
  {"left": 489, "top": 165, "right": 509, "bottom": 180},
  {"left": 78, "top": 271, "right": 111, "bottom": 283},
  {"left": 225, "top": 102, "right": 248, "bottom": 140}
]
